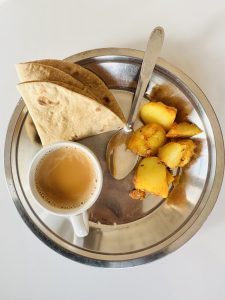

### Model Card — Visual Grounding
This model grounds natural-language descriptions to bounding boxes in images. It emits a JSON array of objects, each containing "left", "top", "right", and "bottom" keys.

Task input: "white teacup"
[{"left": 28, "top": 142, "right": 103, "bottom": 238}]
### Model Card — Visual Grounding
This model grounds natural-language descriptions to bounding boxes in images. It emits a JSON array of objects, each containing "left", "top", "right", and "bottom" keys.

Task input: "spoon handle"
[{"left": 126, "top": 26, "right": 164, "bottom": 129}]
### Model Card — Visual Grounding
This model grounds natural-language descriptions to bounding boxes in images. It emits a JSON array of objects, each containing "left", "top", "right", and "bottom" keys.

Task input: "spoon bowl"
[{"left": 106, "top": 127, "right": 138, "bottom": 180}]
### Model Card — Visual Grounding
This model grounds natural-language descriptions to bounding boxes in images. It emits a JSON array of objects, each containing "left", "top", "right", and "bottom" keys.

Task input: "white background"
[{"left": 1, "top": 0, "right": 225, "bottom": 299}]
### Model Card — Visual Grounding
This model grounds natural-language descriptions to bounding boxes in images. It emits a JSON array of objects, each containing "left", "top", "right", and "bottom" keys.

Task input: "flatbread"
[
  {"left": 17, "top": 81, "right": 124, "bottom": 146},
  {"left": 16, "top": 62, "right": 98, "bottom": 101},
  {"left": 25, "top": 80, "right": 96, "bottom": 100},
  {"left": 23, "top": 80, "right": 99, "bottom": 143},
  {"left": 19, "top": 59, "right": 125, "bottom": 121}
]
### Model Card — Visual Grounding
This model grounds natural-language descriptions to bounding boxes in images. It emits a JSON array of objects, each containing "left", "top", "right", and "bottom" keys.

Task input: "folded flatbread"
[
  {"left": 23, "top": 80, "right": 97, "bottom": 144},
  {"left": 16, "top": 62, "right": 98, "bottom": 100},
  {"left": 17, "top": 81, "right": 124, "bottom": 145},
  {"left": 16, "top": 60, "right": 125, "bottom": 121}
]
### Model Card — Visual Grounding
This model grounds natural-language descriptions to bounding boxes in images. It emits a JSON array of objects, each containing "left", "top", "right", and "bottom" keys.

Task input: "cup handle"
[{"left": 70, "top": 211, "right": 89, "bottom": 238}]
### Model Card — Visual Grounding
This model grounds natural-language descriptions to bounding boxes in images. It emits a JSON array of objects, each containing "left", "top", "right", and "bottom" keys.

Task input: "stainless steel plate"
[{"left": 5, "top": 48, "right": 224, "bottom": 267}]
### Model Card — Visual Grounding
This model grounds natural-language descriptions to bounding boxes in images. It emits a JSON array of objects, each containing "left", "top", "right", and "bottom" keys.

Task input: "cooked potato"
[
  {"left": 158, "top": 142, "right": 186, "bottom": 168},
  {"left": 134, "top": 157, "right": 169, "bottom": 198},
  {"left": 166, "top": 169, "right": 174, "bottom": 185},
  {"left": 140, "top": 101, "right": 177, "bottom": 130},
  {"left": 129, "top": 189, "right": 146, "bottom": 200},
  {"left": 166, "top": 122, "right": 202, "bottom": 138},
  {"left": 158, "top": 140, "right": 196, "bottom": 168},
  {"left": 177, "top": 139, "right": 196, "bottom": 167},
  {"left": 128, "top": 123, "right": 166, "bottom": 156}
]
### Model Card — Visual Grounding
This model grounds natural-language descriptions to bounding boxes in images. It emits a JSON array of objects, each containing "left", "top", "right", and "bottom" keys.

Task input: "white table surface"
[{"left": 1, "top": 0, "right": 225, "bottom": 299}]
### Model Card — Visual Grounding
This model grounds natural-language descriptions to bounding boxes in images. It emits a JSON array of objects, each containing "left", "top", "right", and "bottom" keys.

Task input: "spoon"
[{"left": 106, "top": 26, "right": 164, "bottom": 180}]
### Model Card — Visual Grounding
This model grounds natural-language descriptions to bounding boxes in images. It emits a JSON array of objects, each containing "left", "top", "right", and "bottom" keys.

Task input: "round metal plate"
[{"left": 4, "top": 48, "right": 224, "bottom": 267}]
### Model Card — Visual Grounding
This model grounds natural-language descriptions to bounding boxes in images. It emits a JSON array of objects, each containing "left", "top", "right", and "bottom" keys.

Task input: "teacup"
[{"left": 28, "top": 141, "right": 103, "bottom": 237}]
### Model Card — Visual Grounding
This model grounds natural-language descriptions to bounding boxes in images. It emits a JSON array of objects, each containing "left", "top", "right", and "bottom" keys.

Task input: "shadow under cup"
[{"left": 28, "top": 141, "right": 103, "bottom": 238}]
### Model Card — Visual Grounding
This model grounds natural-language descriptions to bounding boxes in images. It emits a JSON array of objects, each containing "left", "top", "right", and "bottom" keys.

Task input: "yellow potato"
[
  {"left": 166, "top": 122, "right": 202, "bottom": 138},
  {"left": 158, "top": 140, "right": 196, "bottom": 168},
  {"left": 177, "top": 139, "right": 196, "bottom": 167},
  {"left": 166, "top": 169, "right": 174, "bottom": 185},
  {"left": 140, "top": 101, "right": 177, "bottom": 130},
  {"left": 134, "top": 157, "right": 169, "bottom": 198},
  {"left": 127, "top": 123, "right": 166, "bottom": 156},
  {"left": 158, "top": 142, "right": 186, "bottom": 168},
  {"left": 129, "top": 189, "right": 146, "bottom": 200}
]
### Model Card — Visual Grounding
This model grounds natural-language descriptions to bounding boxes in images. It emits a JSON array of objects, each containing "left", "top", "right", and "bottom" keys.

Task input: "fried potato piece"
[
  {"left": 140, "top": 101, "right": 177, "bottom": 130},
  {"left": 166, "top": 169, "right": 174, "bottom": 185},
  {"left": 158, "top": 142, "right": 186, "bottom": 168},
  {"left": 127, "top": 123, "right": 166, "bottom": 156},
  {"left": 177, "top": 139, "right": 196, "bottom": 167},
  {"left": 129, "top": 189, "right": 146, "bottom": 200},
  {"left": 158, "top": 140, "right": 196, "bottom": 168},
  {"left": 134, "top": 157, "right": 169, "bottom": 198},
  {"left": 166, "top": 122, "right": 202, "bottom": 138}
]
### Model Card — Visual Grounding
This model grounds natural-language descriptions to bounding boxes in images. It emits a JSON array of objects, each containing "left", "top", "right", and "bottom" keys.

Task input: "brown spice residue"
[{"left": 167, "top": 172, "right": 187, "bottom": 208}]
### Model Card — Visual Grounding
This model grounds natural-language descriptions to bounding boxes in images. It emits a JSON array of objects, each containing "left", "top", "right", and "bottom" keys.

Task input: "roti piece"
[
  {"left": 16, "top": 62, "right": 98, "bottom": 100},
  {"left": 27, "top": 80, "right": 96, "bottom": 100},
  {"left": 17, "top": 81, "right": 125, "bottom": 146},
  {"left": 18, "top": 59, "right": 125, "bottom": 121},
  {"left": 24, "top": 80, "right": 100, "bottom": 143}
]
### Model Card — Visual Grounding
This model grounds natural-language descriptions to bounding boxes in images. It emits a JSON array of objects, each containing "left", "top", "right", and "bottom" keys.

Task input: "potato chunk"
[
  {"left": 177, "top": 139, "right": 196, "bottom": 167},
  {"left": 127, "top": 123, "right": 166, "bottom": 156},
  {"left": 134, "top": 157, "right": 169, "bottom": 198},
  {"left": 140, "top": 101, "right": 177, "bottom": 130},
  {"left": 166, "top": 122, "right": 202, "bottom": 138},
  {"left": 158, "top": 140, "right": 196, "bottom": 168},
  {"left": 129, "top": 189, "right": 146, "bottom": 200},
  {"left": 158, "top": 142, "right": 186, "bottom": 168}
]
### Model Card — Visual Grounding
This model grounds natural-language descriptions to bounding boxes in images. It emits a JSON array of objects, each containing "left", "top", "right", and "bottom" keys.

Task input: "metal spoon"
[{"left": 106, "top": 26, "right": 164, "bottom": 180}]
